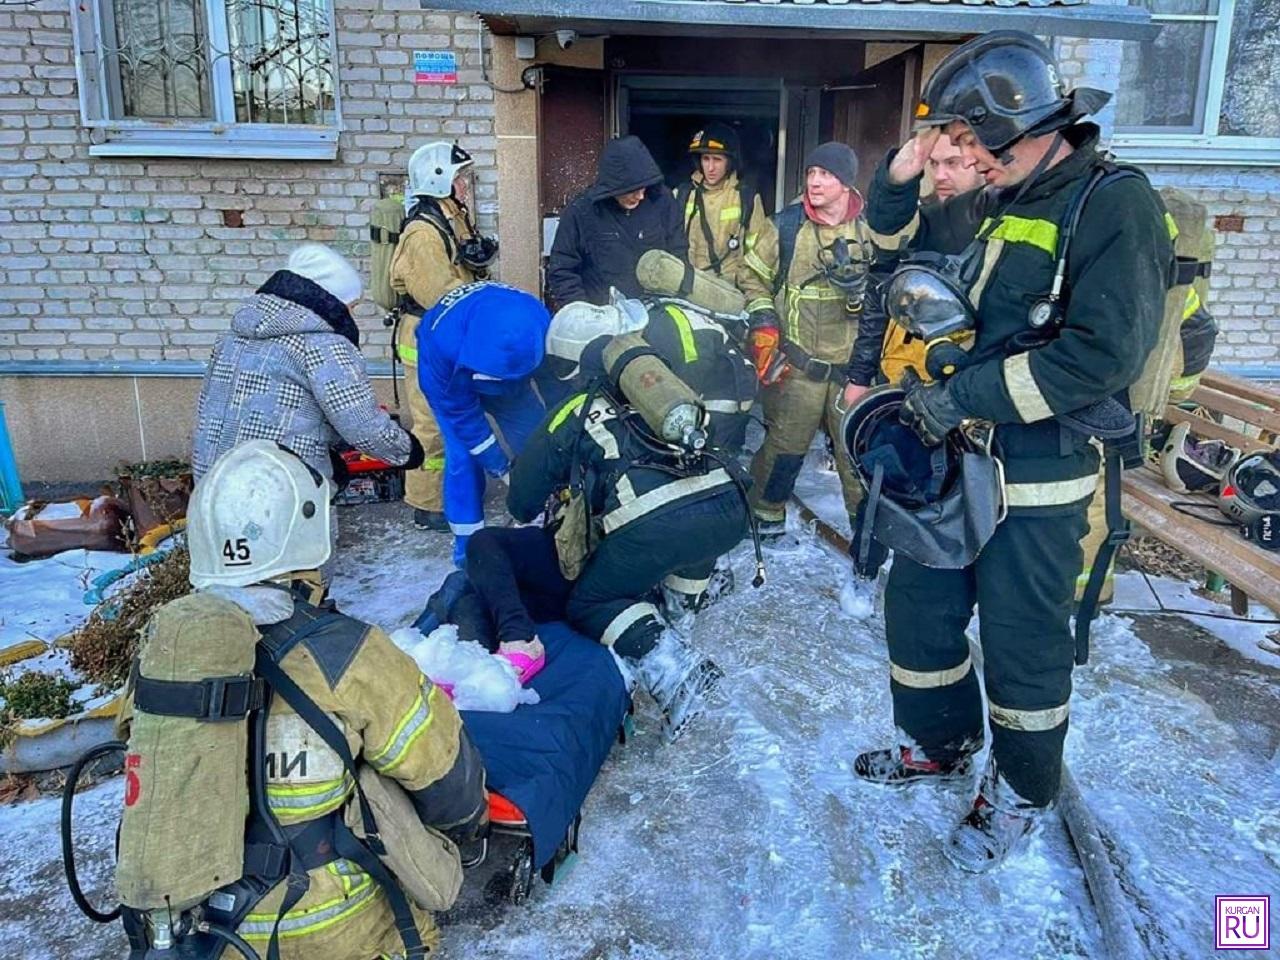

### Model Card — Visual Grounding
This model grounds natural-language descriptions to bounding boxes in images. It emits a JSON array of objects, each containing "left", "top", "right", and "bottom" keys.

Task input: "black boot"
[
  {"left": 853, "top": 740, "right": 978, "bottom": 786},
  {"left": 414, "top": 508, "right": 449, "bottom": 531},
  {"left": 943, "top": 761, "right": 1047, "bottom": 873}
]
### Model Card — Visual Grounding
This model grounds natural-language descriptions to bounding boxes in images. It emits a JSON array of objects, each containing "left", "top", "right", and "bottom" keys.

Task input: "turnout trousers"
[
  {"left": 883, "top": 505, "right": 1088, "bottom": 807},
  {"left": 396, "top": 312, "right": 446, "bottom": 512},
  {"left": 749, "top": 374, "right": 861, "bottom": 524},
  {"left": 460, "top": 489, "right": 747, "bottom": 660}
]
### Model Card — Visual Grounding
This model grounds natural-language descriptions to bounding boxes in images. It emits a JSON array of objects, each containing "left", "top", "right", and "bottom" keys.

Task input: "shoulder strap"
[
  {"left": 254, "top": 647, "right": 427, "bottom": 958},
  {"left": 403, "top": 199, "right": 459, "bottom": 263},
  {"left": 774, "top": 203, "right": 807, "bottom": 295}
]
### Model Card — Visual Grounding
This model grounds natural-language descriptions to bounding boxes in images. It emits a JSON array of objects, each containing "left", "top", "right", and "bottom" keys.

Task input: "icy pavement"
[{"left": 2, "top": 498, "right": 1277, "bottom": 960}]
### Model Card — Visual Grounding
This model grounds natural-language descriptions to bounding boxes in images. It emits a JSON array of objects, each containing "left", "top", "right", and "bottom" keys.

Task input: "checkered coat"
[{"left": 193, "top": 271, "right": 413, "bottom": 481}]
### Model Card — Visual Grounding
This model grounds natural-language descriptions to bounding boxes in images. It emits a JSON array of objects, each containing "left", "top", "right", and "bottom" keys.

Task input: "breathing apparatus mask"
[
  {"left": 883, "top": 247, "right": 983, "bottom": 380},
  {"left": 818, "top": 237, "right": 873, "bottom": 306},
  {"left": 1219, "top": 450, "right": 1280, "bottom": 550},
  {"left": 458, "top": 234, "right": 499, "bottom": 271}
]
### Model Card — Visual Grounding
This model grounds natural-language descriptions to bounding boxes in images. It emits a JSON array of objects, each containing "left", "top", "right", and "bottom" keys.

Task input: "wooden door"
[{"left": 827, "top": 48, "right": 923, "bottom": 197}]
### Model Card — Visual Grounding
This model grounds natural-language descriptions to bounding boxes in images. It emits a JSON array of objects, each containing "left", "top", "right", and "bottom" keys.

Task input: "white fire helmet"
[
  {"left": 547, "top": 296, "right": 650, "bottom": 373},
  {"left": 407, "top": 141, "right": 474, "bottom": 199},
  {"left": 188, "top": 440, "right": 332, "bottom": 589}
]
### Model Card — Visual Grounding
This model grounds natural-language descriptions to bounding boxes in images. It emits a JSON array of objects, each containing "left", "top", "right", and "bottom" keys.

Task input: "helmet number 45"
[{"left": 222, "top": 538, "right": 252, "bottom": 565}]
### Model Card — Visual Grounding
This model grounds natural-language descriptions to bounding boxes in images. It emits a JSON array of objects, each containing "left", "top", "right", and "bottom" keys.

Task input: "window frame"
[
  {"left": 1110, "top": 0, "right": 1280, "bottom": 165},
  {"left": 69, "top": 0, "right": 342, "bottom": 160}
]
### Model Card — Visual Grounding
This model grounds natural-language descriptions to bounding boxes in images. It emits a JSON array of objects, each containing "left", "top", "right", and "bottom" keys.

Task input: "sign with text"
[{"left": 414, "top": 50, "right": 457, "bottom": 85}]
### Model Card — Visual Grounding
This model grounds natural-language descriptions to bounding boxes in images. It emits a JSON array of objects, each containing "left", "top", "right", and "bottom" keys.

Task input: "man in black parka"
[{"left": 547, "top": 136, "right": 688, "bottom": 308}]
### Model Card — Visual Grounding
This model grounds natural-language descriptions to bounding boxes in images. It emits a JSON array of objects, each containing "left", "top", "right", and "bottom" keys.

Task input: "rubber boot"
[
  {"left": 943, "top": 760, "right": 1047, "bottom": 873},
  {"left": 635, "top": 630, "right": 724, "bottom": 743}
]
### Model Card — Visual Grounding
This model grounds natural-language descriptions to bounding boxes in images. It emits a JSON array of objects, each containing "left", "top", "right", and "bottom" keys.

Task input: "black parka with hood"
[{"left": 547, "top": 136, "right": 688, "bottom": 307}]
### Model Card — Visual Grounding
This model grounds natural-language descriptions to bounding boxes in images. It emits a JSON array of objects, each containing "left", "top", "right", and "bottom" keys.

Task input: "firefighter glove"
[
  {"left": 900, "top": 368, "right": 967, "bottom": 447},
  {"left": 748, "top": 310, "right": 784, "bottom": 384}
]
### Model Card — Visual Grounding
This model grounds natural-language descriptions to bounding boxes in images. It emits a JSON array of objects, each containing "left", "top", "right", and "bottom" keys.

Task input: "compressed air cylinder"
[
  {"left": 116, "top": 592, "right": 258, "bottom": 911},
  {"left": 636, "top": 249, "right": 747, "bottom": 317},
  {"left": 603, "top": 333, "right": 707, "bottom": 449}
]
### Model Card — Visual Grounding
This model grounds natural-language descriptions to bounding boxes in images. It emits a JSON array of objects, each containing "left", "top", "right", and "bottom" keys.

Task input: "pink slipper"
[
  {"left": 497, "top": 638, "right": 546, "bottom": 685},
  {"left": 433, "top": 680, "right": 455, "bottom": 700}
]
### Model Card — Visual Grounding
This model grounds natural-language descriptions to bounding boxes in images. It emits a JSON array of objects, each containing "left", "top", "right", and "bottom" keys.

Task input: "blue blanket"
[{"left": 460, "top": 621, "right": 629, "bottom": 867}]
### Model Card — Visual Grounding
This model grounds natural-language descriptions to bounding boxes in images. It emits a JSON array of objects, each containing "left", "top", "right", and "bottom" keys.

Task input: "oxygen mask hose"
[
  {"left": 198, "top": 921, "right": 259, "bottom": 960},
  {"left": 62, "top": 739, "right": 127, "bottom": 924}
]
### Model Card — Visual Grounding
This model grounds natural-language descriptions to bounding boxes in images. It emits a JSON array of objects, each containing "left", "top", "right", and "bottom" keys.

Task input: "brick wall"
[{"left": 0, "top": 0, "right": 496, "bottom": 364}]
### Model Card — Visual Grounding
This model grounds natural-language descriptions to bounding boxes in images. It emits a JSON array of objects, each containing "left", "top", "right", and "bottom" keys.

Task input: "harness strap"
[
  {"left": 254, "top": 648, "right": 427, "bottom": 960},
  {"left": 1073, "top": 444, "right": 1129, "bottom": 666},
  {"left": 856, "top": 462, "right": 886, "bottom": 579}
]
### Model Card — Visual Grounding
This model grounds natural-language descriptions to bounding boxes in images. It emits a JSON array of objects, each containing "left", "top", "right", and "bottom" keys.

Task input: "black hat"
[
  {"left": 804, "top": 141, "right": 858, "bottom": 189},
  {"left": 689, "top": 122, "right": 741, "bottom": 161}
]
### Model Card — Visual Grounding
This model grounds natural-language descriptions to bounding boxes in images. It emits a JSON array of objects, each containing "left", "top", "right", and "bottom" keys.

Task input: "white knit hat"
[{"left": 287, "top": 244, "right": 363, "bottom": 305}]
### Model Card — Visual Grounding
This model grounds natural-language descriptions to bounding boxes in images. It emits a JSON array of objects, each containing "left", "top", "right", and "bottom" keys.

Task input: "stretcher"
[{"left": 458, "top": 621, "right": 632, "bottom": 904}]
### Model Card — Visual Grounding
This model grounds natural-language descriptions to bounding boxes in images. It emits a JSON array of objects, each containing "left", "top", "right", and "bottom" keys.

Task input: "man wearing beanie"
[
  {"left": 193, "top": 243, "right": 424, "bottom": 488},
  {"left": 678, "top": 121, "right": 768, "bottom": 283},
  {"left": 739, "top": 140, "right": 883, "bottom": 541}
]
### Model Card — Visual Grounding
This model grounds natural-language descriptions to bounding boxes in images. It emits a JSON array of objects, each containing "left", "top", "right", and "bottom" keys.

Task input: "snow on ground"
[
  {"left": 1, "top": 484, "right": 1277, "bottom": 959},
  {"left": 0, "top": 541, "right": 133, "bottom": 652}
]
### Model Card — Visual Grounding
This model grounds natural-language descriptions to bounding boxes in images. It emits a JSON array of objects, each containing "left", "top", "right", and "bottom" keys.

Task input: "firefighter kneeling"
[
  {"left": 509, "top": 329, "right": 754, "bottom": 741},
  {"left": 113, "top": 439, "right": 486, "bottom": 960}
]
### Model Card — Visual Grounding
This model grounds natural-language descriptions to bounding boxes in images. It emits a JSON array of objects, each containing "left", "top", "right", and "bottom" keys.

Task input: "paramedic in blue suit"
[{"left": 416, "top": 281, "right": 549, "bottom": 565}]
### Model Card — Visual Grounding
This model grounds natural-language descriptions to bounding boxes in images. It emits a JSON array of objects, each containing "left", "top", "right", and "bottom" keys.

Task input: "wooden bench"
[{"left": 1121, "top": 370, "right": 1280, "bottom": 616}]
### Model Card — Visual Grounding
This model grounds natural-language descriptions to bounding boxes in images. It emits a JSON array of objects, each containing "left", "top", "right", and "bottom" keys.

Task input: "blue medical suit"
[{"left": 417, "top": 282, "right": 549, "bottom": 564}]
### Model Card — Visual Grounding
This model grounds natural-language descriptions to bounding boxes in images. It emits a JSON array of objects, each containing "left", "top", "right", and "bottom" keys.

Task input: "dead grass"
[
  {"left": 1118, "top": 534, "right": 1205, "bottom": 582},
  {"left": 63, "top": 548, "right": 191, "bottom": 690}
]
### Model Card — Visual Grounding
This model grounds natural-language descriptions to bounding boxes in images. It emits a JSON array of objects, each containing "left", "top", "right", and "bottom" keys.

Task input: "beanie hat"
[
  {"left": 804, "top": 141, "right": 859, "bottom": 189},
  {"left": 286, "top": 244, "right": 363, "bottom": 305}
]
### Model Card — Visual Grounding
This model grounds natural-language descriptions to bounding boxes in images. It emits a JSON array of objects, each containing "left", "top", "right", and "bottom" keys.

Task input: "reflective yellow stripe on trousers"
[{"left": 240, "top": 860, "right": 380, "bottom": 942}]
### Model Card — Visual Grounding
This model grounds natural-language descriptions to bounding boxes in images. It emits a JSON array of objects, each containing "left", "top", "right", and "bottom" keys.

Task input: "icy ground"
[{"left": 2, "top": 490, "right": 1278, "bottom": 959}]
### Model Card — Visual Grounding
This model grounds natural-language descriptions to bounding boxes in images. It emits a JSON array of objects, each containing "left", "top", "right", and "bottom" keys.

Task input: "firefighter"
[
  {"left": 390, "top": 141, "right": 496, "bottom": 531},
  {"left": 507, "top": 334, "right": 752, "bottom": 741},
  {"left": 854, "top": 31, "right": 1174, "bottom": 872},
  {"left": 142, "top": 440, "right": 487, "bottom": 958},
  {"left": 739, "top": 141, "right": 881, "bottom": 539},
  {"left": 678, "top": 122, "right": 769, "bottom": 285}
]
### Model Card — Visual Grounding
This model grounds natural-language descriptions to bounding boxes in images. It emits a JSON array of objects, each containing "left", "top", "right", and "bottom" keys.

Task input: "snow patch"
[{"left": 391, "top": 625, "right": 539, "bottom": 713}]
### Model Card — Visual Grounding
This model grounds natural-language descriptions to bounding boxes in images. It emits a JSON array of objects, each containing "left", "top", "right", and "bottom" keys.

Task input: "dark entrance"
[{"left": 618, "top": 77, "right": 782, "bottom": 213}]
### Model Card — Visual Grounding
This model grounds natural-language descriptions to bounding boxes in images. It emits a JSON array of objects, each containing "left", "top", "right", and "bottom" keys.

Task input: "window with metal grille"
[{"left": 72, "top": 0, "right": 341, "bottom": 159}]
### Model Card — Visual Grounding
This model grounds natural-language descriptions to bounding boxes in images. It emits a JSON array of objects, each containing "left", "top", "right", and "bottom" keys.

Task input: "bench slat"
[
  {"left": 1163, "top": 406, "right": 1272, "bottom": 454},
  {"left": 1187, "top": 385, "right": 1280, "bottom": 436},
  {"left": 1199, "top": 371, "right": 1280, "bottom": 411},
  {"left": 1122, "top": 466, "right": 1280, "bottom": 615}
]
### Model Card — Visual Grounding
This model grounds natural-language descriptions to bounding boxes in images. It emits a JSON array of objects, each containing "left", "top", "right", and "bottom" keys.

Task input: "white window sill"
[
  {"left": 86, "top": 122, "right": 339, "bottom": 161},
  {"left": 1110, "top": 136, "right": 1280, "bottom": 167}
]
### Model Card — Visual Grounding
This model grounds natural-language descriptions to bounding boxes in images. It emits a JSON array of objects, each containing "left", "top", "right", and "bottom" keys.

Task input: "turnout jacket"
[
  {"left": 866, "top": 124, "right": 1174, "bottom": 511},
  {"left": 678, "top": 170, "right": 769, "bottom": 283},
  {"left": 389, "top": 196, "right": 478, "bottom": 332},
  {"left": 230, "top": 590, "right": 484, "bottom": 958},
  {"left": 508, "top": 384, "right": 736, "bottom": 538},
  {"left": 740, "top": 198, "right": 881, "bottom": 372}
]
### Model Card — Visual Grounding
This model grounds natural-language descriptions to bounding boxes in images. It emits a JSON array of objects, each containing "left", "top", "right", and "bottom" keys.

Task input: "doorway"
[{"left": 617, "top": 76, "right": 782, "bottom": 213}]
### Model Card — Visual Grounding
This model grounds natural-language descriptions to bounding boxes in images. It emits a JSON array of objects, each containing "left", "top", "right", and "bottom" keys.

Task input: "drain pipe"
[{"left": 0, "top": 400, "right": 25, "bottom": 516}]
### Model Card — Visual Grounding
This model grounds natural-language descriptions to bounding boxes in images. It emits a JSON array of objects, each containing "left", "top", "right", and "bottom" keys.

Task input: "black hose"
[
  {"left": 61, "top": 739, "right": 127, "bottom": 924},
  {"left": 199, "top": 921, "right": 261, "bottom": 960}
]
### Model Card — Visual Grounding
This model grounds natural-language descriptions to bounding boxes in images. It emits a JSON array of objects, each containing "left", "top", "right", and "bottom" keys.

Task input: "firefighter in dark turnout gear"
[
  {"left": 508, "top": 334, "right": 751, "bottom": 740},
  {"left": 539, "top": 297, "right": 758, "bottom": 455},
  {"left": 855, "top": 31, "right": 1174, "bottom": 872}
]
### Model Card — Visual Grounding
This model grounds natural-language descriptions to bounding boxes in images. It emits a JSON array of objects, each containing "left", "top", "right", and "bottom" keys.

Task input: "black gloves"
[
  {"left": 899, "top": 368, "right": 967, "bottom": 447},
  {"left": 403, "top": 433, "right": 426, "bottom": 471}
]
